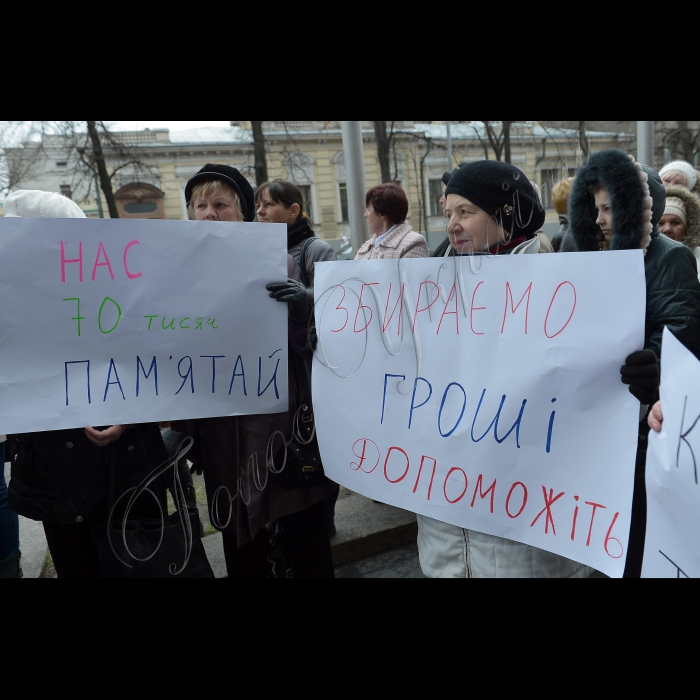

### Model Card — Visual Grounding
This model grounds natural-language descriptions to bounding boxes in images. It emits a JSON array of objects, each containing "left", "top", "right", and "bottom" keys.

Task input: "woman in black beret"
[
  {"left": 417, "top": 161, "right": 596, "bottom": 579},
  {"left": 175, "top": 164, "right": 337, "bottom": 578}
]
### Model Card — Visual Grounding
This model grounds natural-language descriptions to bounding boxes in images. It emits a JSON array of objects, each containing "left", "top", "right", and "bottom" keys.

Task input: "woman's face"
[
  {"left": 659, "top": 214, "right": 687, "bottom": 242},
  {"left": 256, "top": 189, "right": 300, "bottom": 224},
  {"left": 445, "top": 194, "right": 502, "bottom": 253},
  {"left": 364, "top": 203, "right": 388, "bottom": 235},
  {"left": 194, "top": 185, "right": 242, "bottom": 222},
  {"left": 594, "top": 188, "right": 613, "bottom": 243},
  {"left": 662, "top": 173, "right": 689, "bottom": 189}
]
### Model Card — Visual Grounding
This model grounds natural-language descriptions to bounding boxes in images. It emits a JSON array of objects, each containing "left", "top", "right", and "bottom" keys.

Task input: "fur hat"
[
  {"left": 185, "top": 163, "right": 255, "bottom": 222},
  {"left": 445, "top": 160, "right": 545, "bottom": 238},
  {"left": 3, "top": 190, "right": 86, "bottom": 219},
  {"left": 659, "top": 160, "right": 697, "bottom": 190},
  {"left": 664, "top": 185, "right": 700, "bottom": 251},
  {"left": 568, "top": 149, "right": 663, "bottom": 252},
  {"left": 664, "top": 196, "right": 688, "bottom": 227}
]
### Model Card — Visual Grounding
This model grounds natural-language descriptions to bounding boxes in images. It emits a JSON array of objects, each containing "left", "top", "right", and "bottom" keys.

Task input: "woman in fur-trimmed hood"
[{"left": 568, "top": 148, "right": 700, "bottom": 577}]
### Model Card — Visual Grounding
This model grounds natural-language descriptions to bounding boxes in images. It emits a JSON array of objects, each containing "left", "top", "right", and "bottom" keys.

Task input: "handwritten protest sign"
[
  {"left": 642, "top": 329, "right": 700, "bottom": 578},
  {"left": 313, "top": 252, "right": 646, "bottom": 577},
  {"left": 0, "top": 218, "right": 289, "bottom": 433}
]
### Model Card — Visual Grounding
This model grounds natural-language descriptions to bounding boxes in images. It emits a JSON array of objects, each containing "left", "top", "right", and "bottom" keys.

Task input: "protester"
[
  {"left": 416, "top": 160, "right": 595, "bottom": 578},
  {"left": 3, "top": 190, "right": 170, "bottom": 578},
  {"left": 255, "top": 178, "right": 340, "bottom": 537},
  {"left": 551, "top": 177, "right": 574, "bottom": 252},
  {"left": 659, "top": 160, "right": 698, "bottom": 191},
  {"left": 177, "top": 164, "right": 336, "bottom": 577},
  {"left": 355, "top": 183, "right": 429, "bottom": 260},
  {"left": 658, "top": 185, "right": 700, "bottom": 278},
  {"left": 648, "top": 401, "right": 663, "bottom": 432},
  {"left": 567, "top": 148, "right": 700, "bottom": 577},
  {"left": 0, "top": 436, "right": 21, "bottom": 577}
]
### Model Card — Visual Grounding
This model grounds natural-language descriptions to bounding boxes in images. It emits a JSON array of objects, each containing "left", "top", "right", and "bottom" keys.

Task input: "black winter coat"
[{"left": 7, "top": 424, "right": 168, "bottom": 525}]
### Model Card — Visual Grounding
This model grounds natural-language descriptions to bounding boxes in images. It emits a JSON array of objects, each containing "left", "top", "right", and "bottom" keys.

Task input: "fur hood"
[
  {"left": 569, "top": 149, "right": 665, "bottom": 252},
  {"left": 664, "top": 185, "right": 700, "bottom": 252}
]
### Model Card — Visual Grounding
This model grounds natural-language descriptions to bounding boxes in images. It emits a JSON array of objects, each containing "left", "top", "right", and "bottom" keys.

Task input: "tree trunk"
[
  {"left": 503, "top": 121, "right": 512, "bottom": 164},
  {"left": 374, "top": 121, "right": 392, "bottom": 183},
  {"left": 87, "top": 120, "right": 119, "bottom": 219},
  {"left": 251, "top": 121, "right": 268, "bottom": 186},
  {"left": 578, "top": 121, "right": 589, "bottom": 158},
  {"left": 676, "top": 121, "right": 696, "bottom": 163}
]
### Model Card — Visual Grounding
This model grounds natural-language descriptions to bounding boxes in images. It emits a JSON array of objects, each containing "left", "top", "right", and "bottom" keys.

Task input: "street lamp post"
[
  {"left": 446, "top": 121, "right": 453, "bottom": 170},
  {"left": 637, "top": 121, "right": 655, "bottom": 167},
  {"left": 340, "top": 121, "right": 369, "bottom": 253}
]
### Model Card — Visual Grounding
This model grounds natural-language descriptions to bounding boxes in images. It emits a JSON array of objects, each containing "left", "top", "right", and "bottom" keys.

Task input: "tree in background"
[{"left": 251, "top": 121, "right": 268, "bottom": 186}]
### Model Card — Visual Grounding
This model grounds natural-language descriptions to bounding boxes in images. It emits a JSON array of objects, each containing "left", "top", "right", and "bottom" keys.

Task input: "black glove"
[
  {"left": 189, "top": 460, "right": 203, "bottom": 476},
  {"left": 302, "top": 324, "right": 318, "bottom": 359},
  {"left": 266, "top": 279, "right": 310, "bottom": 324},
  {"left": 620, "top": 349, "right": 660, "bottom": 404}
]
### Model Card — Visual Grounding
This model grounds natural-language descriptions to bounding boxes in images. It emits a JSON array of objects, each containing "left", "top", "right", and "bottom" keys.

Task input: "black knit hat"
[
  {"left": 185, "top": 163, "right": 255, "bottom": 222},
  {"left": 442, "top": 170, "right": 455, "bottom": 186},
  {"left": 445, "top": 160, "right": 545, "bottom": 237}
]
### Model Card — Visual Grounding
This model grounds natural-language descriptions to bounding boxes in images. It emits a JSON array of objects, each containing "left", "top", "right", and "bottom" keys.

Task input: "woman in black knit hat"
[
  {"left": 442, "top": 160, "right": 547, "bottom": 256},
  {"left": 417, "top": 161, "right": 596, "bottom": 580}
]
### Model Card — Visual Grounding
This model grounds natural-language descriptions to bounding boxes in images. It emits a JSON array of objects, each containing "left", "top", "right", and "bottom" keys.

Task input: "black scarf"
[{"left": 287, "top": 217, "right": 315, "bottom": 250}]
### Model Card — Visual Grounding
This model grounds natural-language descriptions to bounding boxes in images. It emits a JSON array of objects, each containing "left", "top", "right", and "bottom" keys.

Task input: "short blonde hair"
[
  {"left": 552, "top": 177, "right": 574, "bottom": 215},
  {"left": 188, "top": 179, "right": 243, "bottom": 221}
]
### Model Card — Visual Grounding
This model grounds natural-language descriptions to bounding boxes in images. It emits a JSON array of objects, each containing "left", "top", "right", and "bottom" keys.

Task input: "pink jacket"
[{"left": 354, "top": 222, "right": 429, "bottom": 260}]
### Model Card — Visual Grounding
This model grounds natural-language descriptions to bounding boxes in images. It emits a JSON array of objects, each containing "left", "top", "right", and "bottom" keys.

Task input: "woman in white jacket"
[{"left": 417, "top": 161, "right": 592, "bottom": 578}]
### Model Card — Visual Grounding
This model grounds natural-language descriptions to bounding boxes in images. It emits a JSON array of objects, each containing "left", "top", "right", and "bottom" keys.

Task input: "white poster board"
[
  {"left": 642, "top": 328, "right": 700, "bottom": 578},
  {"left": 0, "top": 218, "right": 289, "bottom": 433},
  {"left": 313, "top": 252, "right": 646, "bottom": 578}
]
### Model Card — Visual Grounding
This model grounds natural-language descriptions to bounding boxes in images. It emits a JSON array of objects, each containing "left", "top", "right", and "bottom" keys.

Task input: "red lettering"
[
  {"left": 350, "top": 438, "right": 380, "bottom": 474},
  {"left": 544, "top": 282, "right": 577, "bottom": 339},
  {"left": 530, "top": 486, "right": 565, "bottom": 534},
  {"left": 382, "top": 283, "right": 405, "bottom": 335},
  {"left": 60, "top": 241, "right": 83, "bottom": 283},
  {"left": 383, "top": 446, "right": 410, "bottom": 484},
  {"left": 91, "top": 242, "right": 115, "bottom": 281},
  {"left": 571, "top": 496, "right": 580, "bottom": 541},
  {"left": 412, "top": 455, "right": 437, "bottom": 500},
  {"left": 501, "top": 282, "right": 532, "bottom": 334},
  {"left": 443, "top": 468, "right": 469, "bottom": 504},
  {"left": 505, "top": 482, "right": 528, "bottom": 518},
  {"left": 471, "top": 474, "right": 497, "bottom": 513},
  {"left": 604, "top": 512, "right": 624, "bottom": 559},
  {"left": 470, "top": 281, "right": 486, "bottom": 335},
  {"left": 331, "top": 285, "right": 349, "bottom": 333},
  {"left": 123, "top": 240, "right": 142, "bottom": 279},
  {"left": 585, "top": 501, "right": 607, "bottom": 547},
  {"left": 437, "top": 284, "right": 460, "bottom": 336},
  {"left": 353, "top": 283, "right": 379, "bottom": 333},
  {"left": 412, "top": 281, "right": 441, "bottom": 334}
]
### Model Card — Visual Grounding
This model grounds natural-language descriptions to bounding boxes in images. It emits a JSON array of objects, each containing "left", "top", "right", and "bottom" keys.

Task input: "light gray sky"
[{"left": 108, "top": 121, "right": 231, "bottom": 133}]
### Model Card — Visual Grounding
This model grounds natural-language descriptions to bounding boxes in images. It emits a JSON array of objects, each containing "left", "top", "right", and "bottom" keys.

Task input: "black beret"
[
  {"left": 185, "top": 163, "right": 255, "bottom": 222},
  {"left": 445, "top": 160, "right": 545, "bottom": 238}
]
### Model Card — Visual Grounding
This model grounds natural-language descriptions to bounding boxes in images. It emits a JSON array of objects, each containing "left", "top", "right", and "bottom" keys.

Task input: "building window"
[
  {"left": 60, "top": 184, "right": 73, "bottom": 200},
  {"left": 296, "top": 184, "right": 314, "bottom": 223},
  {"left": 56, "top": 161, "right": 68, "bottom": 168},
  {"left": 339, "top": 183, "right": 349, "bottom": 223},
  {"left": 123, "top": 201, "right": 159, "bottom": 215},
  {"left": 429, "top": 179, "right": 444, "bottom": 217},
  {"left": 114, "top": 182, "right": 165, "bottom": 219}
]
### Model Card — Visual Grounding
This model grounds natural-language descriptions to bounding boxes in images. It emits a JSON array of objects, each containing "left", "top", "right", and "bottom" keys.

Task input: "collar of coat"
[
  {"left": 357, "top": 221, "right": 413, "bottom": 255},
  {"left": 568, "top": 149, "right": 665, "bottom": 253}
]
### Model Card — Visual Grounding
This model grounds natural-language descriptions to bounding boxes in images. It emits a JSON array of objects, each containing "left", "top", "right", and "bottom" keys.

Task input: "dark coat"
[
  {"left": 7, "top": 423, "right": 168, "bottom": 525},
  {"left": 173, "top": 256, "right": 336, "bottom": 548},
  {"left": 568, "top": 148, "right": 700, "bottom": 362}
]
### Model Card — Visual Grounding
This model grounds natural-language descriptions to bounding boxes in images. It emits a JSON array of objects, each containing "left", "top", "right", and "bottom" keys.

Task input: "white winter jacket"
[{"left": 421, "top": 233, "right": 593, "bottom": 578}]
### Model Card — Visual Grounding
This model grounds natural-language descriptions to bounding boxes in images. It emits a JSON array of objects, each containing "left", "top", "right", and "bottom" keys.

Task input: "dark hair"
[
  {"left": 254, "top": 179, "right": 312, "bottom": 227},
  {"left": 365, "top": 183, "right": 409, "bottom": 226}
]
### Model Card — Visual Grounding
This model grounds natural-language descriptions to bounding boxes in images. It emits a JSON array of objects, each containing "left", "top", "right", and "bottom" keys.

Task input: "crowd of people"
[{"left": 1, "top": 147, "right": 699, "bottom": 579}]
